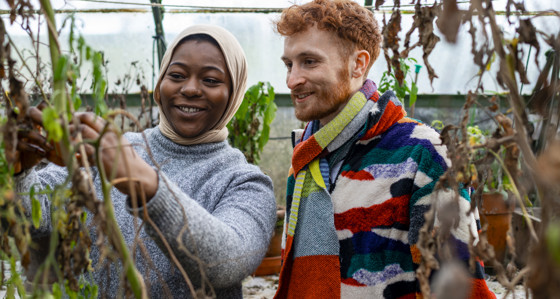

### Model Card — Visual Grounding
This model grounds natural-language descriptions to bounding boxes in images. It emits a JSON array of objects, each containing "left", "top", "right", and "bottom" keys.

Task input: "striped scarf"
[{"left": 276, "top": 80, "right": 394, "bottom": 298}]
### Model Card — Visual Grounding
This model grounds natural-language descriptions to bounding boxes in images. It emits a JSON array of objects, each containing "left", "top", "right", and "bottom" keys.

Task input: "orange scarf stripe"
[
  {"left": 360, "top": 100, "right": 406, "bottom": 141},
  {"left": 291, "top": 136, "right": 322, "bottom": 176}
]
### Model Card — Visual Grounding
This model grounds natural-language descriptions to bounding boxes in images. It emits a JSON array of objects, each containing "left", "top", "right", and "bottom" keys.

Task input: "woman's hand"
[
  {"left": 14, "top": 106, "right": 64, "bottom": 174},
  {"left": 15, "top": 106, "right": 158, "bottom": 201},
  {"left": 72, "top": 112, "right": 158, "bottom": 200}
]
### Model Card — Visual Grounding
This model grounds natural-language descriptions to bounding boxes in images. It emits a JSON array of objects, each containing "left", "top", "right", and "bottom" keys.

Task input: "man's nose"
[{"left": 286, "top": 67, "right": 305, "bottom": 90}]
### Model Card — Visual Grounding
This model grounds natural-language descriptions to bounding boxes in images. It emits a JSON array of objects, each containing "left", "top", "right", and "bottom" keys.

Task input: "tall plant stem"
[
  {"left": 38, "top": 0, "right": 73, "bottom": 167},
  {"left": 95, "top": 131, "right": 146, "bottom": 299},
  {"left": 37, "top": 0, "right": 146, "bottom": 297}
]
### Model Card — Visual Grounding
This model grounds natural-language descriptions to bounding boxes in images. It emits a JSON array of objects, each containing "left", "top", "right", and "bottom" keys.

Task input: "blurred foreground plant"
[{"left": 0, "top": 1, "right": 146, "bottom": 298}]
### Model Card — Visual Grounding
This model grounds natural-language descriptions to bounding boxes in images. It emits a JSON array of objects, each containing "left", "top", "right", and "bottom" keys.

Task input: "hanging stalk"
[
  {"left": 37, "top": 0, "right": 146, "bottom": 297},
  {"left": 96, "top": 144, "right": 146, "bottom": 299},
  {"left": 38, "top": 0, "right": 72, "bottom": 162}
]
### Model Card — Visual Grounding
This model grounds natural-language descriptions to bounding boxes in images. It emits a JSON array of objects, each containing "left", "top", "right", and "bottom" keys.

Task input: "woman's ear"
[
  {"left": 154, "top": 83, "right": 162, "bottom": 105},
  {"left": 351, "top": 50, "right": 370, "bottom": 79}
]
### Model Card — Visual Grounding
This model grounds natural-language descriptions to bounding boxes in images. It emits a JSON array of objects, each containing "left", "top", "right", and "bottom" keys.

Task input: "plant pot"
[
  {"left": 254, "top": 207, "right": 285, "bottom": 276},
  {"left": 253, "top": 256, "right": 282, "bottom": 276},
  {"left": 480, "top": 192, "right": 514, "bottom": 264}
]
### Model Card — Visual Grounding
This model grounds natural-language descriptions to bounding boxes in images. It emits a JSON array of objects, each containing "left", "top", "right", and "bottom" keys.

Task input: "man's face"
[{"left": 281, "top": 26, "right": 353, "bottom": 125}]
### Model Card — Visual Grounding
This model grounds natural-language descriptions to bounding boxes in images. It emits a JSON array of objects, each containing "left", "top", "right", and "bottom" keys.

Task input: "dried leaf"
[
  {"left": 382, "top": 10, "right": 403, "bottom": 83},
  {"left": 400, "top": 3, "right": 441, "bottom": 84},
  {"left": 506, "top": 0, "right": 526, "bottom": 22},
  {"left": 517, "top": 18, "right": 540, "bottom": 67},
  {"left": 436, "top": 0, "right": 462, "bottom": 43},
  {"left": 536, "top": 141, "right": 560, "bottom": 186}
]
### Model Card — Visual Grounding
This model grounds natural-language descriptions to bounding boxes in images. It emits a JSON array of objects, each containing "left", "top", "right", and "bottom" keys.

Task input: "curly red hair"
[{"left": 275, "top": 0, "right": 382, "bottom": 77}]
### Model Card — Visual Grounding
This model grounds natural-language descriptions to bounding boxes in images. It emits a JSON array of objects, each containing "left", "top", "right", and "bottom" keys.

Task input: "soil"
[
  {"left": 1, "top": 269, "right": 530, "bottom": 298},
  {"left": 241, "top": 274, "right": 531, "bottom": 299}
]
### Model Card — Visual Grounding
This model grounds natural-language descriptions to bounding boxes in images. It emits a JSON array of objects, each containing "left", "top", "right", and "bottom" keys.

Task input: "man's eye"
[
  {"left": 304, "top": 59, "right": 316, "bottom": 65},
  {"left": 284, "top": 62, "right": 292, "bottom": 70}
]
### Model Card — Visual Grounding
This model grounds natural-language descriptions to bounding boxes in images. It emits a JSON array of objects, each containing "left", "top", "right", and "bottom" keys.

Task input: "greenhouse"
[{"left": 1, "top": 0, "right": 559, "bottom": 298}]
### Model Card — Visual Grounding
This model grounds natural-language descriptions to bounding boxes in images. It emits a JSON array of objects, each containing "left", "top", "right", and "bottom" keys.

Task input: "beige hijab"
[{"left": 154, "top": 25, "right": 248, "bottom": 145}]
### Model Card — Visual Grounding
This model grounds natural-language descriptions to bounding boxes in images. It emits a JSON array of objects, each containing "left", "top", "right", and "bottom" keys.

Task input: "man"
[{"left": 274, "top": 1, "right": 495, "bottom": 298}]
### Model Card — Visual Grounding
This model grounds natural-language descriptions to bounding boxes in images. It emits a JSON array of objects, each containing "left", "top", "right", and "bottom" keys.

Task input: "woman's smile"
[{"left": 159, "top": 38, "right": 232, "bottom": 138}]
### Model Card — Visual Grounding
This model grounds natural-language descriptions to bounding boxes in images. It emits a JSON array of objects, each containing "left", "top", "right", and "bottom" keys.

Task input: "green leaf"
[
  {"left": 85, "top": 46, "right": 92, "bottom": 60},
  {"left": 68, "top": 15, "right": 76, "bottom": 53},
  {"left": 236, "top": 93, "right": 250, "bottom": 119},
  {"left": 546, "top": 221, "right": 560, "bottom": 265},
  {"left": 73, "top": 94, "right": 82, "bottom": 111},
  {"left": 431, "top": 120, "right": 444, "bottom": 130},
  {"left": 52, "top": 282, "right": 62, "bottom": 298},
  {"left": 53, "top": 55, "right": 69, "bottom": 81},
  {"left": 31, "top": 186, "right": 42, "bottom": 229},
  {"left": 91, "top": 51, "right": 108, "bottom": 116},
  {"left": 263, "top": 102, "right": 277, "bottom": 126},
  {"left": 6, "top": 283, "right": 15, "bottom": 298},
  {"left": 409, "top": 82, "right": 418, "bottom": 107},
  {"left": 42, "top": 107, "right": 63, "bottom": 142},
  {"left": 258, "top": 124, "right": 270, "bottom": 152},
  {"left": 266, "top": 82, "right": 275, "bottom": 99},
  {"left": 247, "top": 83, "right": 261, "bottom": 103},
  {"left": 78, "top": 36, "right": 86, "bottom": 67}
]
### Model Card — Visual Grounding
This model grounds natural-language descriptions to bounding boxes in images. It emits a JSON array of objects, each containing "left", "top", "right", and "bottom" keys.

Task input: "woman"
[{"left": 15, "top": 25, "right": 276, "bottom": 298}]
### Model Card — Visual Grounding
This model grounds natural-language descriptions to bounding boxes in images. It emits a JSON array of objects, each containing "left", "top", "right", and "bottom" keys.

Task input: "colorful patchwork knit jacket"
[{"left": 275, "top": 80, "right": 495, "bottom": 299}]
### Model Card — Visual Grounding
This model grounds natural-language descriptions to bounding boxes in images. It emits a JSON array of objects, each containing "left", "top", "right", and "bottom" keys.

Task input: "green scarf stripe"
[
  {"left": 409, "top": 180, "right": 437, "bottom": 206},
  {"left": 286, "top": 174, "right": 295, "bottom": 199},
  {"left": 346, "top": 251, "right": 415, "bottom": 275},
  {"left": 300, "top": 178, "right": 324, "bottom": 198},
  {"left": 287, "top": 170, "right": 306, "bottom": 236},
  {"left": 314, "top": 93, "right": 367, "bottom": 148},
  {"left": 460, "top": 186, "right": 471, "bottom": 203}
]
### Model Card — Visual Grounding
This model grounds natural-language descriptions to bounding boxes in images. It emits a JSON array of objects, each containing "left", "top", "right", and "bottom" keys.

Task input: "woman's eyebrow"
[{"left": 168, "top": 62, "right": 226, "bottom": 74}]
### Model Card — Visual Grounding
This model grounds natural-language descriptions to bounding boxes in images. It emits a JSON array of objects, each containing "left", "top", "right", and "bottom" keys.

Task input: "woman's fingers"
[
  {"left": 75, "top": 112, "right": 107, "bottom": 134},
  {"left": 27, "top": 106, "right": 44, "bottom": 127},
  {"left": 69, "top": 122, "right": 101, "bottom": 141},
  {"left": 18, "top": 129, "right": 52, "bottom": 151},
  {"left": 16, "top": 140, "right": 46, "bottom": 157}
]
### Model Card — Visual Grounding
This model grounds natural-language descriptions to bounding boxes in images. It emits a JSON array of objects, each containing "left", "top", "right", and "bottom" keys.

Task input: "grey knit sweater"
[{"left": 15, "top": 127, "right": 277, "bottom": 298}]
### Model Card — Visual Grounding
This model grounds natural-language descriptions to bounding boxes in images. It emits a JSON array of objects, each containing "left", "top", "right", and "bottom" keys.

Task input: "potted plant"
[
  {"left": 227, "top": 81, "right": 277, "bottom": 165},
  {"left": 468, "top": 118, "right": 520, "bottom": 265}
]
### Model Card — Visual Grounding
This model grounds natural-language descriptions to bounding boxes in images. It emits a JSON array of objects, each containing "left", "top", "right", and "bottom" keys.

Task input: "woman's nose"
[{"left": 180, "top": 79, "right": 202, "bottom": 97}]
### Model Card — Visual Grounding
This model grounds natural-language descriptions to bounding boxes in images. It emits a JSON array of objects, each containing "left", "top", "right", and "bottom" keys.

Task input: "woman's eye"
[
  {"left": 169, "top": 73, "right": 184, "bottom": 79},
  {"left": 204, "top": 78, "right": 221, "bottom": 85}
]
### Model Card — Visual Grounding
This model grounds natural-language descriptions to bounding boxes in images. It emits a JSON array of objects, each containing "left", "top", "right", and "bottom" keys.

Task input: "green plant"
[
  {"left": 378, "top": 57, "right": 421, "bottom": 116},
  {"left": 466, "top": 124, "right": 507, "bottom": 190},
  {"left": 227, "top": 81, "right": 277, "bottom": 165},
  {"left": 0, "top": 2, "right": 146, "bottom": 298}
]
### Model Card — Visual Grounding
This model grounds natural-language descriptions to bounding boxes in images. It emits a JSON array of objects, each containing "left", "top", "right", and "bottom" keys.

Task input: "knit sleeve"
[
  {"left": 126, "top": 168, "right": 276, "bottom": 289},
  {"left": 407, "top": 130, "right": 447, "bottom": 267},
  {"left": 408, "top": 125, "right": 495, "bottom": 298},
  {"left": 14, "top": 163, "right": 70, "bottom": 237}
]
